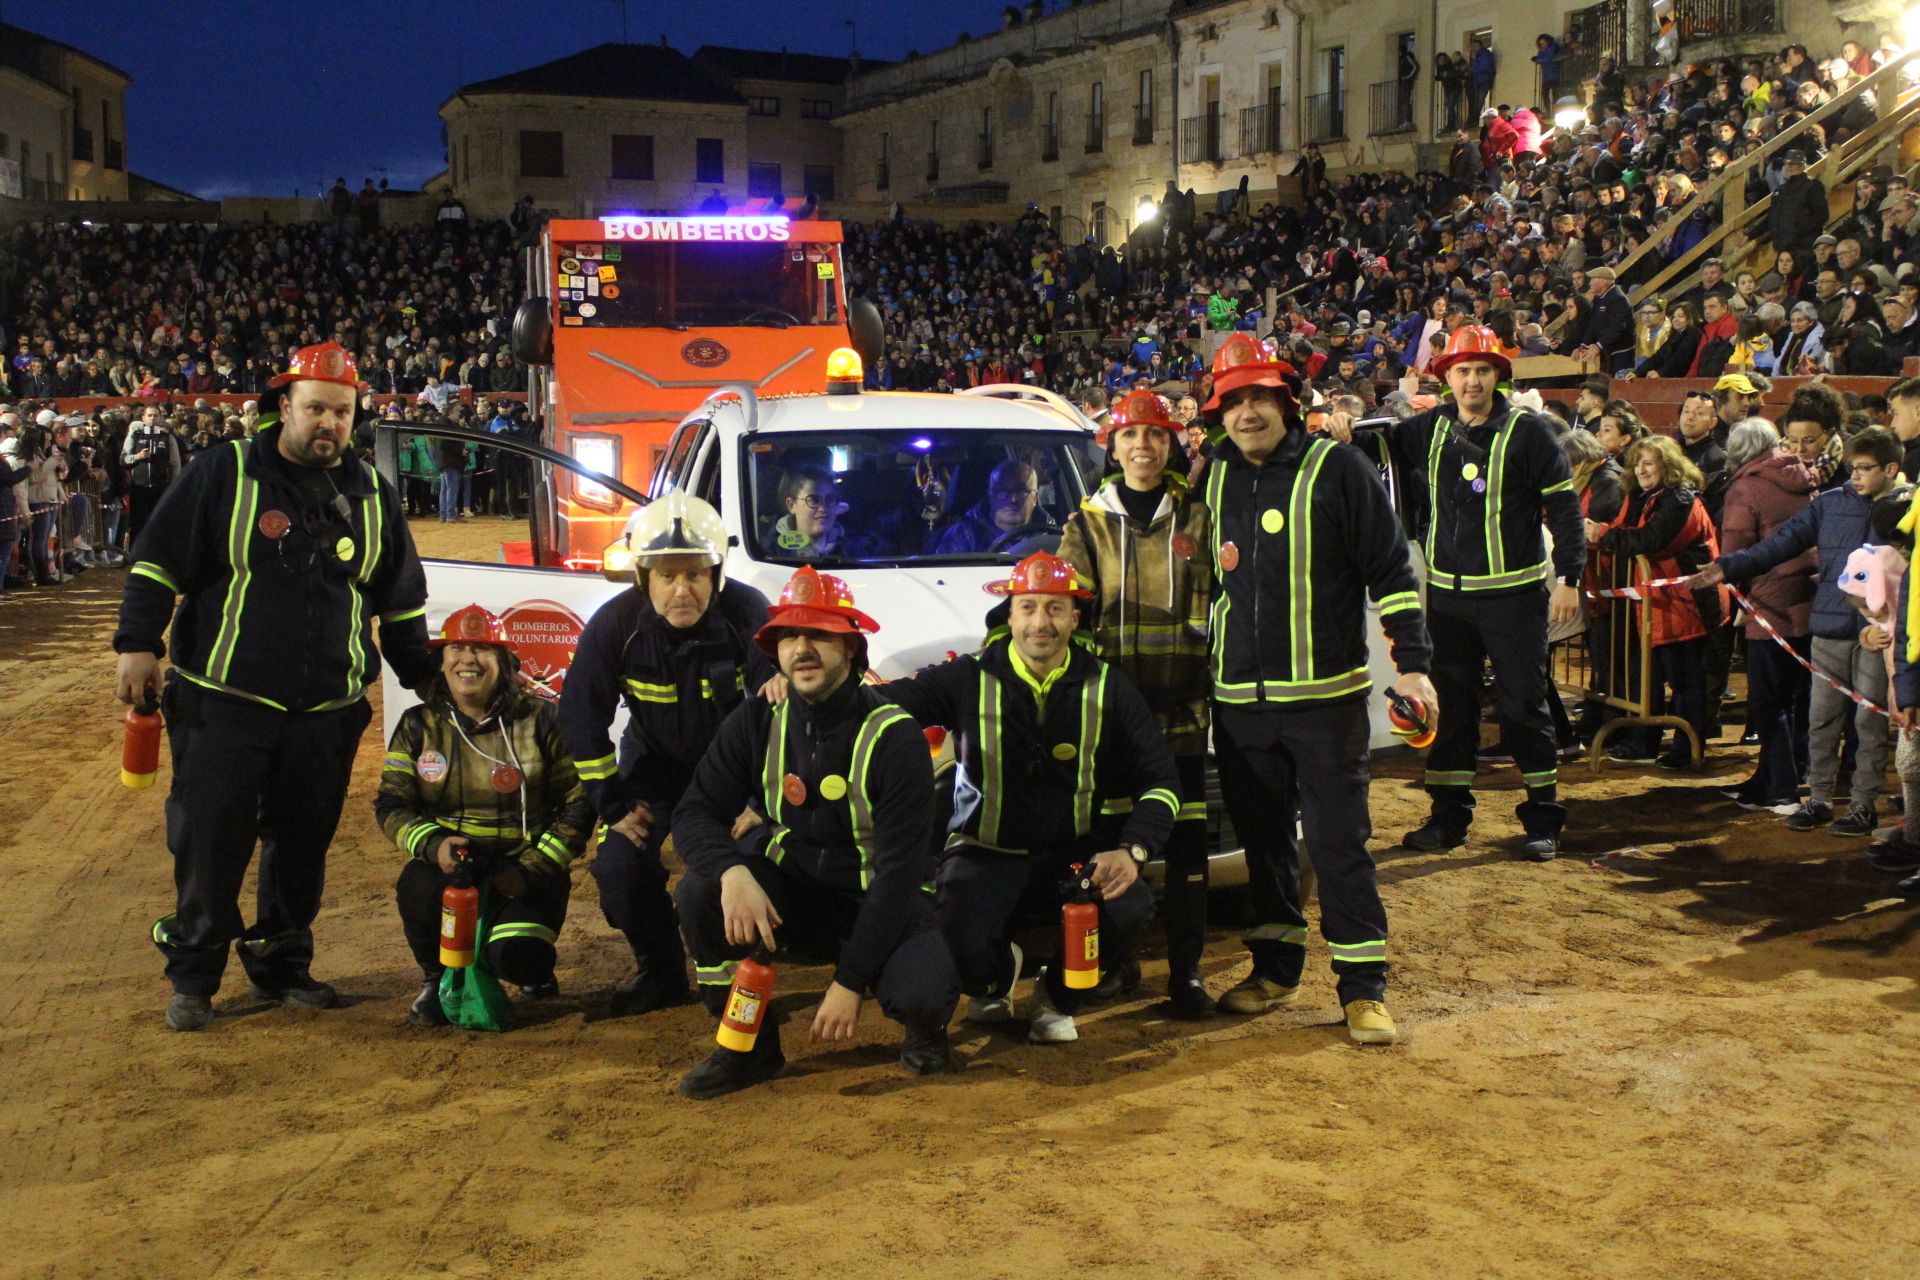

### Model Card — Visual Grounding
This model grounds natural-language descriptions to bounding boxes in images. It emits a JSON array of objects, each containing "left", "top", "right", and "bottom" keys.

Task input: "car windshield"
[{"left": 743, "top": 429, "right": 1103, "bottom": 567}]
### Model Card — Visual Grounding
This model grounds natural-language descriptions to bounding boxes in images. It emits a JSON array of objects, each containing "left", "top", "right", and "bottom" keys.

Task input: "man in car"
[{"left": 933, "top": 460, "right": 1041, "bottom": 554}]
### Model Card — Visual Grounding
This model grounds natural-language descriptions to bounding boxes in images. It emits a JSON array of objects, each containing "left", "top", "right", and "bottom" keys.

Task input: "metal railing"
[
  {"left": 1430, "top": 79, "right": 1466, "bottom": 136},
  {"left": 1305, "top": 90, "right": 1347, "bottom": 143},
  {"left": 1367, "top": 80, "right": 1417, "bottom": 135},
  {"left": 1133, "top": 107, "right": 1154, "bottom": 145},
  {"left": 1180, "top": 111, "right": 1224, "bottom": 163},
  {"left": 976, "top": 133, "right": 993, "bottom": 169},
  {"left": 1556, "top": 0, "right": 1626, "bottom": 93},
  {"left": 1239, "top": 102, "right": 1285, "bottom": 155},
  {"left": 1041, "top": 124, "right": 1060, "bottom": 162},
  {"left": 1085, "top": 112, "right": 1105, "bottom": 153},
  {"left": 1675, "top": 0, "right": 1783, "bottom": 43},
  {"left": 1554, "top": 554, "right": 1703, "bottom": 771}
]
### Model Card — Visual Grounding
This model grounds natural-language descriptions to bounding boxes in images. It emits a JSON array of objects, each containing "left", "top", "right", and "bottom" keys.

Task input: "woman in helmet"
[
  {"left": 557, "top": 491, "right": 780, "bottom": 1016},
  {"left": 1054, "top": 387, "right": 1219, "bottom": 1018},
  {"left": 377, "top": 605, "right": 593, "bottom": 1026}
]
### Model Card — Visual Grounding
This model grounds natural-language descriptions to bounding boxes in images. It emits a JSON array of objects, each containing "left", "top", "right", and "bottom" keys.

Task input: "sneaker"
[
  {"left": 1343, "top": 999, "right": 1398, "bottom": 1045},
  {"left": 1028, "top": 971, "right": 1078, "bottom": 1044},
  {"left": 408, "top": 980, "right": 450, "bottom": 1027},
  {"left": 1217, "top": 974, "right": 1302, "bottom": 1015},
  {"left": 165, "top": 992, "right": 213, "bottom": 1032},
  {"left": 678, "top": 1026, "right": 786, "bottom": 1099},
  {"left": 1832, "top": 806, "right": 1878, "bottom": 838},
  {"left": 517, "top": 980, "right": 559, "bottom": 1000},
  {"left": 1605, "top": 743, "right": 1657, "bottom": 764},
  {"left": 1738, "top": 794, "right": 1798, "bottom": 812},
  {"left": 1898, "top": 867, "right": 1920, "bottom": 897},
  {"left": 1784, "top": 800, "right": 1835, "bottom": 831},
  {"left": 1518, "top": 833, "right": 1560, "bottom": 862},
  {"left": 964, "top": 941, "right": 1022, "bottom": 1023},
  {"left": 1402, "top": 818, "right": 1468, "bottom": 852},
  {"left": 248, "top": 977, "right": 337, "bottom": 1009},
  {"left": 899, "top": 1025, "right": 951, "bottom": 1075},
  {"left": 1739, "top": 728, "right": 1761, "bottom": 746},
  {"left": 1557, "top": 741, "right": 1584, "bottom": 761},
  {"left": 1869, "top": 838, "right": 1920, "bottom": 873}
]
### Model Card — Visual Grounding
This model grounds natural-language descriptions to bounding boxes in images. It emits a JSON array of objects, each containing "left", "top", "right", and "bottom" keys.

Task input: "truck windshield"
[
  {"left": 553, "top": 241, "right": 838, "bottom": 329},
  {"left": 743, "top": 429, "right": 1105, "bottom": 567}
]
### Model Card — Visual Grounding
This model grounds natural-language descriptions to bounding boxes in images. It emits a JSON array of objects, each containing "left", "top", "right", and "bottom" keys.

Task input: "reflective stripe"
[
  {"left": 1288, "top": 438, "right": 1335, "bottom": 684},
  {"left": 151, "top": 914, "right": 177, "bottom": 946},
  {"left": 344, "top": 480, "right": 382, "bottom": 699},
  {"left": 1100, "top": 798, "right": 1134, "bottom": 815},
  {"left": 576, "top": 752, "right": 618, "bottom": 782},
  {"left": 695, "top": 962, "right": 738, "bottom": 986},
  {"left": 381, "top": 605, "right": 426, "bottom": 624},
  {"left": 488, "top": 921, "right": 557, "bottom": 945},
  {"left": 977, "top": 665, "right": 1003, "bottom": 847},
  {"left": 1213, "top": 666, "right": 1373, "bottom": 705},
  {"left": 130, "top": 561, "right": 180, "bottom": 594},
  {"left": 1329, "top": 940, "right": 1388, "bottom": 963},
  {"left": 1542, "top": 478, "right": 1573, "bottom": 496},
  {"left": 847, "top": 706, "right": 913, "bottom": 892},
  {"left": 171, "top": 667, "right": 289, "bottom": 712},
  {"left": 382, "top": 751, "right": 414, "bottom": 773},
  {"left": 1427, "top": 561, "right": 1551, "bottom": 592},
  {"left": 205, "top": 441, "right": 258, "bottom": 684},
  {"left": 1521, "top": 769, "right": 1558, "bottom": 786},
  {"left": 625, "top": 679, "right": 676, "bottom": 704},
  {"left": 764, "top": 826, "right": 789, "bottom": 864},
  {"left": 1071, "top": 666, "right": 1107, "bottom": 836},
  {"left": 1176, "top": 801, "right": 1207, "bottom": 822},
  {"left": 443, "top": 816, "right": 535, "bottom": 839},
  {"left": 537, "top": 832, "right": 572, "bottom": 867},
  {"left": 761, "top": 699, "right": 791, "bottom": 826},
  {"left": 1484, "top": 414, "right": 1515, "bottom": 579},
  {"left": 1137, "top": 787, "right": 1179, "bottom": 817},
  {"left": 1376, "top": 589, "right": 1420, "bottom": 617},
  {"left": 1424, "top": 769, "right": 1475, "bottom": 787},
  {"left": 1247, "top": 923, "right": 1309, "bottom": 945}
]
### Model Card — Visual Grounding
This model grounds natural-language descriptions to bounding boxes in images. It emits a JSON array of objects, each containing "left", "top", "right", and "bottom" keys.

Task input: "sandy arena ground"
[{"left": 3, "top": 516, "right": 1917, "bottom": 1279}]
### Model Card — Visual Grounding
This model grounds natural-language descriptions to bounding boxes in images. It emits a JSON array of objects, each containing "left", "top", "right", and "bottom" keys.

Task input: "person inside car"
[
  {"left": 933, "top": 460, "right": 1041, "bottom": 555},
  {"left": 767, "top": 463, "right": 858, "bottom": 559}
]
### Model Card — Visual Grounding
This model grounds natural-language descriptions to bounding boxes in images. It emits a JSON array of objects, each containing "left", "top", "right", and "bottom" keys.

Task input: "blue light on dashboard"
[{"left": 909, "top": 437, "right": 933, "bottom": 451}]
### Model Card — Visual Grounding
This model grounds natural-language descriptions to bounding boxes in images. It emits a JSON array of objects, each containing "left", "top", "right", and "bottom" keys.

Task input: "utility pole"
[{"left": 609, "top": 0, "right": 630, "bottom": 44}]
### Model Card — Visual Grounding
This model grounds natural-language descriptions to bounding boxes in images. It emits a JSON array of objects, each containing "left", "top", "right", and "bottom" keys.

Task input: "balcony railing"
[
  {"left": 1239, "top": 102, "right": 1285, "bottom": 155},
  {"left": 1431, "top": 79, "right": 1466, "bottom": 136},
  {"left": 1553, "top": 0, "right": 1625, "bottom": 98},
  {"left": 926, "top": 152, "right": 940, "bottom": 183},
  {"left": 1133, "top": 108, "right": 1154, "bottom": 145},
  {"left": 1675, "top": 0, "right": 1782, "bottom": 43},
  {"left": 1305, "top": 90, "right": 1347, "bottom": 144},
  {"left": 1085, "top": 113, "right": 1105, "bottom": 153},
  {"left": 1041, "top": 124, "right": 1060, "bottom": 162},
  {"left": 1179, "top": 111, "right": 1225, "bottom": 164},
  {"left": 1367, "top": 80, "right": 1417, "bottom": 136},
  {"left": 976, "top": 133, "right": 994, "bottom": 169},
  {"left": 72, "top": 128, "right": 93, "bottom": 164}
]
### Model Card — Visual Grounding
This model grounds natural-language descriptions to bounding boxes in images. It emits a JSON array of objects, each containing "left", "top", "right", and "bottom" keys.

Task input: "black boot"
[
  {"left": 609, "top": 960, "right": 690, "bottom": 1015},
  {"left": 248, "top": 974, "right": 337, "bottom": 1009},
  {"left": 1167, "top": 969, "right": 1217, "bottom": 1019},
  {"left": 165, "top": 992, "right": 214, "bottom": 1031},
  {"left": 899, "top": 1023, "right": 951, "bottom": 1075},
  {"left": 1516, "top": 800, "right": 1567, "bottom": 863},
  {"left": 408, "top": 978, "right": 450, "bottom": 1026},
  {"left": 1402, "top": 814, "right": 1469, "bottom": 852},
  {"left": 679, "top": 1024, "right": 785, "bottom": 1099},
  {"left": 1091, "top": 956, "right": 1142, "bottom": 1002},
  {"left": 1163, "top": 863, "right": 1215, "bottom": 1019}
]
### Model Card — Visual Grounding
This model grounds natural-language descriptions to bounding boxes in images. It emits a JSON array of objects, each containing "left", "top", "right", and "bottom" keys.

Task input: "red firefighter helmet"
[
  {"left": 1202, "top": 334, "right": 1300, "bottom": 412},
  {"left": 754, "top": 565, "right": 881, "bottom": 657},
  {"left": 984, "top": 550, "right": 1094, "bottom": 599},
  {"left": 1430, "top": 324, "right": 1512, "bottom": 380},
  {"left": 267, "top": 340, "right": 367, "bottom": 391},
  {"left": 1102, "top": 388, "right": 1180, "bottom": 447},
  {"left": 427, "top": 604, "right": 516, "bottom": 655}
]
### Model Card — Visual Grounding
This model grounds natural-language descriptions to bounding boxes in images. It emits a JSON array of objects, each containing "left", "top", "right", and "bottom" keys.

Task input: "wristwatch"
[{"left": 1124, "top": 843, "right": 1150, "bottom": 866}]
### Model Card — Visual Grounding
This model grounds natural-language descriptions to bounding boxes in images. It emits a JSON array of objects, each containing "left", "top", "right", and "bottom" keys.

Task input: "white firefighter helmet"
[{"left": 605, "top": 491, "right": 727, "bottom": 586}]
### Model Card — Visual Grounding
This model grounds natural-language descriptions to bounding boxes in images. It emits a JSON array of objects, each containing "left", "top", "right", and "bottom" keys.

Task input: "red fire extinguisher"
[
  {"left": 121, "top": 685, "right": 163, "bottom": 789},
  {"left": 717, "top": 947, "right": 777, "bottom": 1052},
  {"left": 1384, "top": 688, "right": 1437, "bottom": 749},
  {"left": 439, "top": 851, "right": 478, "bottom": 969},
  {"left": 1061, "top": 862, "right": 1101, "bottom": 991}
]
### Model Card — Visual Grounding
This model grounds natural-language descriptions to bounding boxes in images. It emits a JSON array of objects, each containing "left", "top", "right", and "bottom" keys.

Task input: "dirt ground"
[{"left": 4, "top": 517, "right": 1918, "bottom": 1280}]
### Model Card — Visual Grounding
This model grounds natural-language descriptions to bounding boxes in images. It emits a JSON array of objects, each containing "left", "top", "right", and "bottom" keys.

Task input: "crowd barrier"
[{"left": 1552, "top": 552, "right": 1705, "bottom": 773}]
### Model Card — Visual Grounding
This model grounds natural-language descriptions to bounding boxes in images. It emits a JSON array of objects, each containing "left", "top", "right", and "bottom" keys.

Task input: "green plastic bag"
[{"left": 439, "top": 885, "right": 514, "bottom": 1032}]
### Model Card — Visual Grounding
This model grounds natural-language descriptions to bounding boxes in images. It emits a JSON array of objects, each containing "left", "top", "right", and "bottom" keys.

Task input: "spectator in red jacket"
[{"left": 1479, "top": 108, "right": 1518, "bottom": 174}]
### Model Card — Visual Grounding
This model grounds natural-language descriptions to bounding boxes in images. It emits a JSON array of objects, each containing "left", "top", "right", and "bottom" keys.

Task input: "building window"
[
  {"left": 519, "top": 130, "right": 565, "bottom": 178},
  {"left": 1135, "top": 69, "right": 1154, "bottom": 142},
  {"left": 978, "top": 105, "right": 994, "bottom": 169},
  {"left": 1087, "top": 81, "right": 1105, "bottom": 152},
  {"left": 611, "top": 134, "right": 655, "bottom": 180},
  {"left": 803, "top": 165, "right": 835, "bottom": 199},
  {"left": 1090, "top": 200, "right": 1109, "bottom": 245},
  {"left": 747, "top": 162, "right": 783, "bottom": 198},
  {"left": 801, "top": 98, "right": 834, "bottom": 119},
  {"left": 696, "top": 137, "right": 725, "bottom": 183},
  {"left": 748, "top": 95, "right": 781, "bottom": 116}
]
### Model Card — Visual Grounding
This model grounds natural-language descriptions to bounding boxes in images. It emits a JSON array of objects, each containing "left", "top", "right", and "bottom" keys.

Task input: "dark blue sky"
[{"left": 7, "top": 0, "right": 1009, "bottom": 198}]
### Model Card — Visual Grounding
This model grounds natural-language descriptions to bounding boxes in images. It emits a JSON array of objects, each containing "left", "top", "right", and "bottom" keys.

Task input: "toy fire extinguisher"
[
  {"left": 1061, "top": 862, "right": 1101, "bottom": 991},
  {"left": 717, "top": 947, "right": 777, "bottom": 1051},
  {"left": 439, "top": 851, "right": 478, "bottom": 969},
  {"left": 121, "top": 685, "right": 162, "bottom": 789},
  {"left": 1384, "top": 688, "right": 1437, "bottom": 749}
]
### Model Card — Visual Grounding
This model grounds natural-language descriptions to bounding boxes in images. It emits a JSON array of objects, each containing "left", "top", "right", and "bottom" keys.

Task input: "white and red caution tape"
[{"left": 1584, "top": 575, "right": 1697, "bottom": 600}]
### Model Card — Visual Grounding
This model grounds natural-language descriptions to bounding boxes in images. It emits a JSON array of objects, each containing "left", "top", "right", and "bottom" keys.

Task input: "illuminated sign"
[{"left": 599, "top": 216, "right": 791, "bottom": 243}]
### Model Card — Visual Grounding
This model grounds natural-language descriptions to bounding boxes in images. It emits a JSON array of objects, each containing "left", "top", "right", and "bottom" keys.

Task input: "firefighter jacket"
[
  {"left": 1206, "top": 428, "right": 1432, "bottom": 707},
  {"left": 877, "top": 636, "right": 1180, "bottom": 858},
  {"left": 1390, "top": 393, "right": 1587, "bottom": 595},
  {"left": 1054, "top": 476, "right": 1213, "bottom": 756},
  {"left": 113, "top": 426, "right": 434, "bottom": 711},
  {"left": 673, "top": 678, "right": 933, "bottom": 995},
  {"left": 375, "top": 679, "right": 593, "bottom": 888},
  {"left": 557, "top": 580, "right": 776, "bottom": 823}
]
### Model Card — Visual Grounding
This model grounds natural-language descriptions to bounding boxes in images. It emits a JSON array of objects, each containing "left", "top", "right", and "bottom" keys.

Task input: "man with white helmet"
[{"left": 557, "top": 492, "right": 779, "bottom": 1016}]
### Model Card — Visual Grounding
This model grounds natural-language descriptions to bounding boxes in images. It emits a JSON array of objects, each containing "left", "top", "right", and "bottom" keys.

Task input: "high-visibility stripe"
[
  {"left": 695, "top": 962, "right": 738, "bottom": 986},
  {"left": 624, "top": 679, "right": 676, "bottom": 704},
  {"left": 172, "top": 667, "right": 290, "bottom": 712},
  {"left": 761, "top": 699, "right": 791, "bottom": 827},
  {"left": 1484, "top": 411, "right": 1516, "bottom": 579},
  {"left": 344, "top": 480, "right": 382, "bottom": 699},
  {"left": 1288, "top": 438, "right": 1334, "bottom": 685},
  {"left": 1521, "top": 769, "right": 1558, "bottom": 786},
  {"left": 1247, "top": 923, "right": 1308, "bottom": 945},
  {"left": 381, "top": 605, "right": 426, "bottom": 624},
  {"left": 1542, "top": 477, "right": 1573, "bottom": 496},
  {"left": 1376, "top": 589, "right": 1420, "bottom": 617},
  {"left": 443, "top": 816, "right": 535, "bottom": 839},
  {"left": 130, "top": 561, "right": 180, "bottom": 594},
  {"left": 537, "top": 832, "right": 573, "bottom": 867},
  {"left": 1176, "top": 801, "right": 1208, "bottom": 821},
  {"left": 1329, "top": 940, "right": 1388, "bottom": 963},
  {"left": 1072, "top": 666, "right": 1107, "bottom": 836},
  {"left": 848, "top": 705, "right": 912, "bottom": 892},
  {"left": 576, "top": 752, "right": 618, "bottom": 781},
  {"left": 1100, "top": 798, "right": 1134, "bottom": 815},
  {"left": 1427, "top": 561, "right": 1551, "bottom": 592},
  {"left": 1213, "top": 666, "right": 1373, "bottom": 704},
  {"left": 488, "top": 921, "right": 557, "bottom": 945},
  {"left": 382, "top": 751, "right": 414, "bottom": 773},
  {"left": 1424, "top": 769, "right": 1475, "bottom": 787},
  {"left": 977, "top": 664, "right": 1003, "bottom": 847},
  {"left": 1137, "top": 787, "right": 1179, "bottom": 816},
  {"left": 206, "top": 441, "right": 257, "bottom": 684},
  {"left": 151, "top": 914, "right": 177, "bottom": 946},
  {"left": 765, "top": 826, "right": 789, "bottom": 864}
]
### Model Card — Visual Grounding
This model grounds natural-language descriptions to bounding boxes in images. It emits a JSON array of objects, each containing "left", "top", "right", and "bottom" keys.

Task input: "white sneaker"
[
  {"left": 1028, "top": 968, "right": 1078, "bottom": 1044},
  {"left": 963, "top": 941, "right": 1022, "bottom": 1023}
]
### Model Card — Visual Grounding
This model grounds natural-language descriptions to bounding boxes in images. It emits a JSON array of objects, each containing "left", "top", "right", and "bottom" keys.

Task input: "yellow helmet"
[{"left": 602, "top": 491, "right": 727, "bottom": 586}]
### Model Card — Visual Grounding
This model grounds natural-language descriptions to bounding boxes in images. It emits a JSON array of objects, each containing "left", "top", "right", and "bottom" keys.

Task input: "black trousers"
[
  {"left": 396, "top": 857, "right": 571, "bottom": 986},
  {"left": 1425, "top": 585, "right": 1561, "bottom": 832},
  {"left": 1746, "top": 633, "right": 1812, "bottom": 801},
  {"left": 1161, "top": 753, "right": 1210, "bottom": 975},
  {"left": 128, "top": 484, "right": 164, "bottom": 545},
  {"left": 152, "top": 679, "right": 371, "bottom": 996},
  {"left": 937, "top": 844, "right": 1155, "bottom": 1016},
  {"left": 588, "top": 802, "right": 682, "bottom": 968},
  {"left": 1213, "top": 698, "right": 1388, "bottom": 1004},
  {"left": 676, "top": 859, "right": 957, "bottom": 1032}
]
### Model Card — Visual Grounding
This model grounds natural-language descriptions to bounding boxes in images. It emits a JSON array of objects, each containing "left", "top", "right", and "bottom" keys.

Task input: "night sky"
[{"left": 4, "top": 0, "right": 1014, "bottom": 199}]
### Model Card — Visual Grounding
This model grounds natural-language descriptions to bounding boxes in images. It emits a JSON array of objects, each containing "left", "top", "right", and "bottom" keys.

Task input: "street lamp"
[
  {"left": 1553, "top": 96, "right": 1588, "bottom": 133},
  {"left": 1136, "top": 197, "right": 1158, "bottom": 223}
]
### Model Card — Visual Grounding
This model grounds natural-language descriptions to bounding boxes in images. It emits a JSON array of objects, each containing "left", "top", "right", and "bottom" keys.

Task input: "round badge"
[
  {"left": 559, "top": 257, "right": 581, "bottom": 275},
  {"left": 490, "top": 764, "right": 522, "bottom": 793},
  {"left": 257, "top": 509, "right": 291, "bottom": 540},
  {"left": 1219, "top": 541, "right": 1241, "bottom": 572},
  {"left": 778, "top": 530, "right": 808, "bottom": 550},
  {"left": 1171, "top": 532, "right": 1198, "bottom": 561},
  {"left": 602, "top": 284, "right": 620, "bottom": 299},
  {"left": 415, "top": 750, "right": 448, "bottom": 783},
  {"left": 579, "top": 303, "right": 597, "bottom": 319},
  {"left": 335, "top": 536, "right": 355, "bottom": 562},
  {"left": 1051, "top": 743, "right": 1078, "bottom": 761},
  {"left": 819, "top": 774, "right": 849, "bottom": 801},
  {"left": 1472, "top": 478, "right": 1488, "bottom": 494},
  {"left": 1461, "top": 463, "right": 1480, "bottom": 481},
  {"left": 1260, "top": 509, "right": 1285, "bottom": 535},
  {"left": 782, "top": 773, "right": 808, "bottom": 806}
]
